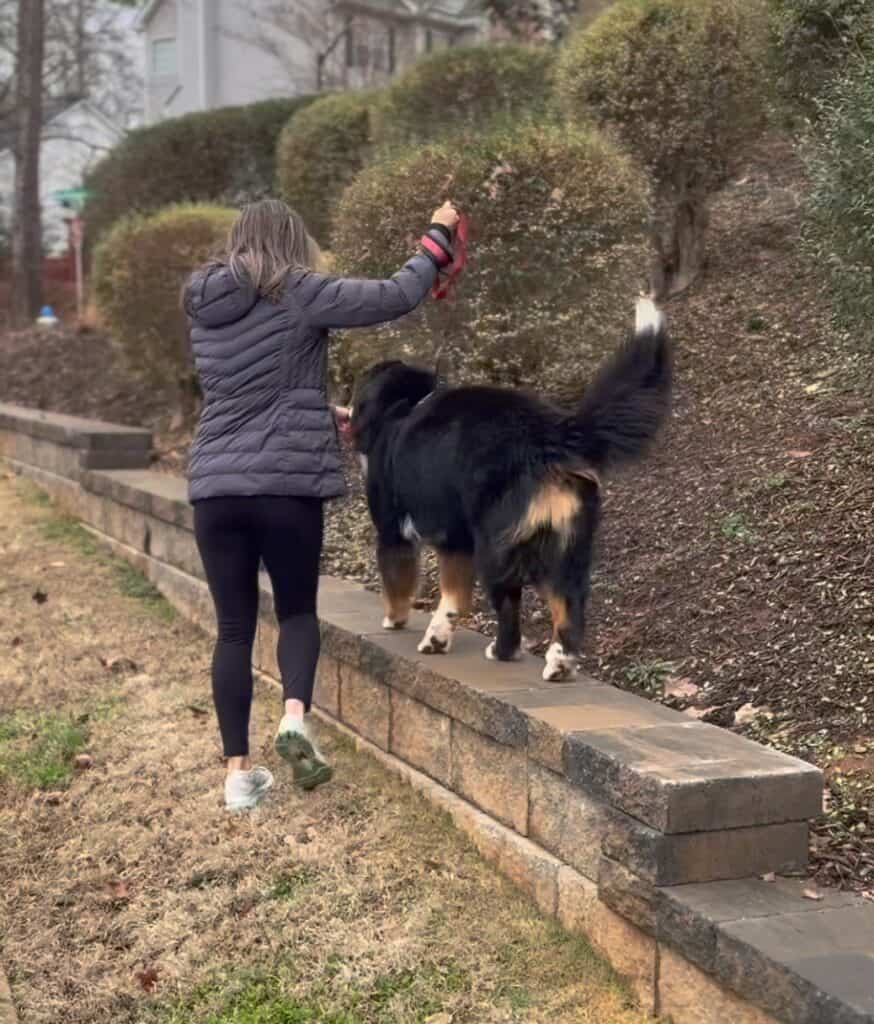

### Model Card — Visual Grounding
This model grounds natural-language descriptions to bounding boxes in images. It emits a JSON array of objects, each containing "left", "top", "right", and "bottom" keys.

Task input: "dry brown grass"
[{"left": 0, "top": 476, "right": 652, "bottom": 1024}]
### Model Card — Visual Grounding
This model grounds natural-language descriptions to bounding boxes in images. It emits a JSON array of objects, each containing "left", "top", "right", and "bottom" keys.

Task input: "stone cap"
[
  {"left": 658, "top": 878, "right": 874, "bottom": 1024},
  {"left": 0, "top": 402, "right": 152, "bottom": 451},
  {"left": 83, "top": 469, "right": 192, "bottom": 530},
  {"left": 315, "top": 575, "right": 823, "bottom": 836}
]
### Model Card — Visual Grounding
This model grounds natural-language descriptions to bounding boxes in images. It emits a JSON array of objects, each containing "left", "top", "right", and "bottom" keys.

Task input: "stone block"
[
  {"left": 255, "top": 621, "right": 280, "bottom": 680},
  {"left": 597, "top": 856, "right": 656, "bottom": 934},
  {"left": 362, "top": 629, "right": 529, "bottom": 748},
  {"left": 659, "top": 946, "right": 782, "bottom": 1024},
  {"left": 589, "top": 897, "right": 657, "bottom": 1012},
  {"left": 390, "top": 689, "right": 451, "bottom": 786},
  {"left": 450, "top": 720, "right": 527, "bottom": 833},
  {"left": 603, "top": 814, "right": 809, "bottom": 886},
  {"left": 527, "top": 762, "right": 611, "bottom": 880},
  {"left": 497, "top": 828, "right": 560, "bottom": 918},
  {"left": 340, "top": 665, "right": 390, "bottom": 750},
  {"left": 313, "top": 654, "right": 341, "bottom": 718},
  {"left": 144, "top": 516, "right": 202, "bottom": 578},
  {"left": 557, "top": 865, "right": 599, "bottom": 935},
  {"left": 563, "top": 721, "right": 823, "bottom": 834},
  {"left": 655, "top": 877, "right": 863, "bottom": 976},
  {"left": 715, "top": 904, "right": 874, "bottom": 1024}
]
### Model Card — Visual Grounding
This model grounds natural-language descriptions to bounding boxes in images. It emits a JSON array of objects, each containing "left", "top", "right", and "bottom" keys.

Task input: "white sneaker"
[
  {"left": 275, "top": 716, "right": 333, "bottom": 791},
  {"left": 224, "top": 766, "right": 275, "bottom": 812}
]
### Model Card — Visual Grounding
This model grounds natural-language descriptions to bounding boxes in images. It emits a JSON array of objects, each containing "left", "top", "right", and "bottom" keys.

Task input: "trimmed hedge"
[
  {"left": 331, "top": 122, "right": 651, "bottom": 395},
  {"left": 556, "top": 0, "right": 770, "bottom": 295},
  {"left": 84, "top": 97, "right": 314, "bottom": 245},
  {"left": 93, "top": 204, "right": 237, "bottom": 400},
  {"left": 804, "top": 53, "right": 874, "bottom": 347},
  {"left": 276, "top": 91, "right": 374, "bottom": 246},
  {"left": 372, "top": 44, "right": 554, "bottom": 148}
]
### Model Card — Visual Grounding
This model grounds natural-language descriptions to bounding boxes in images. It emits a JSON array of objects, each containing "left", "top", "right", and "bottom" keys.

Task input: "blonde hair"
[{"left": 223, "top": 199, "right": 322, "bottom": 301}]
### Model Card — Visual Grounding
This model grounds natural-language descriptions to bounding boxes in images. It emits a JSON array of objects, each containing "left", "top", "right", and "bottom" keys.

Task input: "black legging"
[{"left": 193, "top": 495, "right": 323, "bottom": 758}]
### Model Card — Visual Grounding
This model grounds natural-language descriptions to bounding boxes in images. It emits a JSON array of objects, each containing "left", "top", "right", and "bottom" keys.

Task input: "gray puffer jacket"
[{"left": 184, "top": 253, "right": 438, "bottom": 502}]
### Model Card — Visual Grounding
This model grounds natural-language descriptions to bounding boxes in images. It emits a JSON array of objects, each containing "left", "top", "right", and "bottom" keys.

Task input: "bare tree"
[
  {"left": 12, "top": 0, "right": 45, "bottom": 325},
  {"left": 232, "top": 1, "right": 399, "bottom": 93},
  {"left": 483, "top": 0, "right": 586, "bottom": 42}
]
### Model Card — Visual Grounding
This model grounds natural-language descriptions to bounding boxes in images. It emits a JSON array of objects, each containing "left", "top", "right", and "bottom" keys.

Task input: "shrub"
[
  {"left": 803, "top": 54, "right": 874, "bottom": 349},
  {"left": 93, "top": 203, "right": 237, "bottom": 401},
  {"left": 331, "top": 122, "right": 651, "bottom": 395},
  {"left": 556, "top": 0, "right": 770, "bottom": 297},
  {"left": 372, "top": 44, "right": 554, "bottom": 148},
  {"left": 276, "top": 91, "right": 374, "bottom": 245},
  {"left": 83, "top": 97, "right": 313, "bottom": 245},
  {"left": 770, "top": 0, "right": 873, "bottom": 113}
]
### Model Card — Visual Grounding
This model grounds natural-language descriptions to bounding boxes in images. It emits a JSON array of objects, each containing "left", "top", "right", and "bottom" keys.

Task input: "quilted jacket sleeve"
[{"left": 290, "top": 253, "right": 438, "bottom": 330}]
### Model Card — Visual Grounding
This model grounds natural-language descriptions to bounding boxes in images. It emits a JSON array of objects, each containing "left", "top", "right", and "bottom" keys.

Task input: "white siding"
[
  {"left": 0, "top": 104, "right": 122, "bottom": 256},
  {"left": 141, "top": 0, "right": 487, "bottom": 124}
]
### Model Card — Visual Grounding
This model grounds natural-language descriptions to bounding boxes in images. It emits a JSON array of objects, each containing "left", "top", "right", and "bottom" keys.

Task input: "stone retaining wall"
[{"left": 2, "top": 401, "right": 872, "bottom": 1024}]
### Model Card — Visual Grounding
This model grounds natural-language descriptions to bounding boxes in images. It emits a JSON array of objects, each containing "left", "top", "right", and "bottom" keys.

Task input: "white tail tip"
[{"left": 635, "top": 295, "right": 664, "bottom": 335}]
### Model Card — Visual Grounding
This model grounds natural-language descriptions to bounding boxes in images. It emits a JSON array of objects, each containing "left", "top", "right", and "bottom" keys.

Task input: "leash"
[{"left": 431, "top": 211, "right": 469, "bottom": 302}]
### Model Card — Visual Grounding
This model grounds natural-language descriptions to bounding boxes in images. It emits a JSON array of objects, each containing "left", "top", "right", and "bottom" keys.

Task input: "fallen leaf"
[
  {"left": 49, "top": 560, "right": 66, "bottom": 568},
  {"left": 74, "top": 753, "right": 93, "bottom": 770},
  {"left": 804, "top": 381, "right": 823, "bottom": 395},
  {"left": 136, "top": 967, "right": 159, "bottom": 993},
  {"left": 786, "top": 450, "right": 812, "bottom": 459},
  {"left": 803, "top": 888, "right": 824, "bottom": 901},
  {"left": 41, "top": 791, "right": 64, "bottom": 805},
  {"left": 99, "top": 654, "right": 139, "bottom": 673},
  {"left": 32, "top": 589, "right": 48, "bottom": 605},
  {"left": 665, "top": 676, "right": 700, "bottom": 700},
  {"left": 733, "top": 702, "right": 773, "bottom": 726},
  {"left": 425, "top": 1014, "right": 453, "bottom": 1024},
  {"left": 10, "top": 636, "right": 21, "bottom": 647},
  {"left": 111, "top": 880, "right": 130, "bottom": 901},
  {"left": 761, "top": 872, "right": 776, "bottom": 883},
  {"left": 683, "top": 706, "right": 715, "bottom": 720},
  {"left": 186, "top": 704, "right": 209, "bottom": 718}
]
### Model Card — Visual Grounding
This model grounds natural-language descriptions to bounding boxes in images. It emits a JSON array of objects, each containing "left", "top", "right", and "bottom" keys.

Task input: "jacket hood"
[{"left": 184, "top": 265, "right": 258, "bottom": 328}]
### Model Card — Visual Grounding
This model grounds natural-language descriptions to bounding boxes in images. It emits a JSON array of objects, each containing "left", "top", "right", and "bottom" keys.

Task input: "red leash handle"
[{"left": 432, "top": 211, "right": 469, "bottom": 302}]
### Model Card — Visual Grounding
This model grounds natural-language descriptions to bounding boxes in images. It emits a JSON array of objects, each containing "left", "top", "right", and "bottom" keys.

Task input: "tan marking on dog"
[
  {"left": 438, "top": 552, "right": 476, "bottom": 616},
  {"left": 379, "top": 546, "right": 419, "bottom": 628},
  {"left": 546, "top": 592, "right": 569, "bottom": 640},
  {"left": 513, "top": 485, "right": 581, "bottom": 544}
]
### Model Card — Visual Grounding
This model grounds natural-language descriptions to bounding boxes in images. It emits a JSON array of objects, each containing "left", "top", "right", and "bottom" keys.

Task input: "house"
[
  {"left": 138, "top": 0, "right": 486, "bottom": 124},
  {"left": 0, "top": 98, "right": 124, "bottom": 256}
]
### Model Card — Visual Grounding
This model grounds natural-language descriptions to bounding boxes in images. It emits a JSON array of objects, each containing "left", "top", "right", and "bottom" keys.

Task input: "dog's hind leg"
[
  {"left": 484, "top": 584, "right": 523, "bottom": 662},
  {"left": 378, "top": 541, "right": 419, "bottom": 630},
  {"left": 418, "top": 550, "right": 475, "bottom": 654},
  {"left": 542, "top": 499, "right": 597, "bottom": 682}
]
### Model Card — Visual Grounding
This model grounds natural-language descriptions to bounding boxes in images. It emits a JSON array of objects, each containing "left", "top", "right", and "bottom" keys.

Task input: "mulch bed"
[{"left": 1, "top": 137, "right": 870, "bottom": 892}]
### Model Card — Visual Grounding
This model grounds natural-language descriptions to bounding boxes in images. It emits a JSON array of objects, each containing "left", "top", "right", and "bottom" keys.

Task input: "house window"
[
  {"left": 346, "top": 19, "right": 391, "bottom": 71},
  {"left": 151, "top": 38, "right": 177, "bottom": 77}
]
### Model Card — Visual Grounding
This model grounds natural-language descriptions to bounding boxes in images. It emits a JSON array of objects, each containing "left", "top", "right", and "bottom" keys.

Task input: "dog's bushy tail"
[{"left": 565, "top": 297, "right": 672, "bottom": 472}]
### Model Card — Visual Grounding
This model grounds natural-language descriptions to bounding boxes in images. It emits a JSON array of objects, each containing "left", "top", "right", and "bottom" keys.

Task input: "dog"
[{"left": 349, "top": 296, "right": 672, "bottom": 681}]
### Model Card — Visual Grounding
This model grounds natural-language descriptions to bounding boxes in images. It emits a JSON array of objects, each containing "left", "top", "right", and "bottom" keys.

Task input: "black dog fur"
[{"left": 350, "top": 298, "right": 672, "bottom": 680}]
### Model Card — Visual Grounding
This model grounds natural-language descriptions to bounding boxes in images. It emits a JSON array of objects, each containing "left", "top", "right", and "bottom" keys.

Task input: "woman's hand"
[
  {"left": 431, "top": 200, "right": 460, "bottom": 233},
  {"left": 332, "top": 405, "right": 352, "bottom": 444}
]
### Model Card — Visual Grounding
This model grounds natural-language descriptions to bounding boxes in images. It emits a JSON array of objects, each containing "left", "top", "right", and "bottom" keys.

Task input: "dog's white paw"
[
  {"left": 543, "top": 642, "right": 578, "bottom": 682},
  {"left": 382, "top": 616, "right": 406, "bottom": 630},
  {"left": 418, "top": 611, "right": 454, "bottom": 654},
  {"left": 485, "top": 640, "right": 521, "bottom": 662}
]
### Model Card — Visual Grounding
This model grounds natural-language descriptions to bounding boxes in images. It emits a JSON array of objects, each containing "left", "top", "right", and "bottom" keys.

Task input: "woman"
[{"left": 184, "top": 197, "right": 459, "bottom": 811}]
